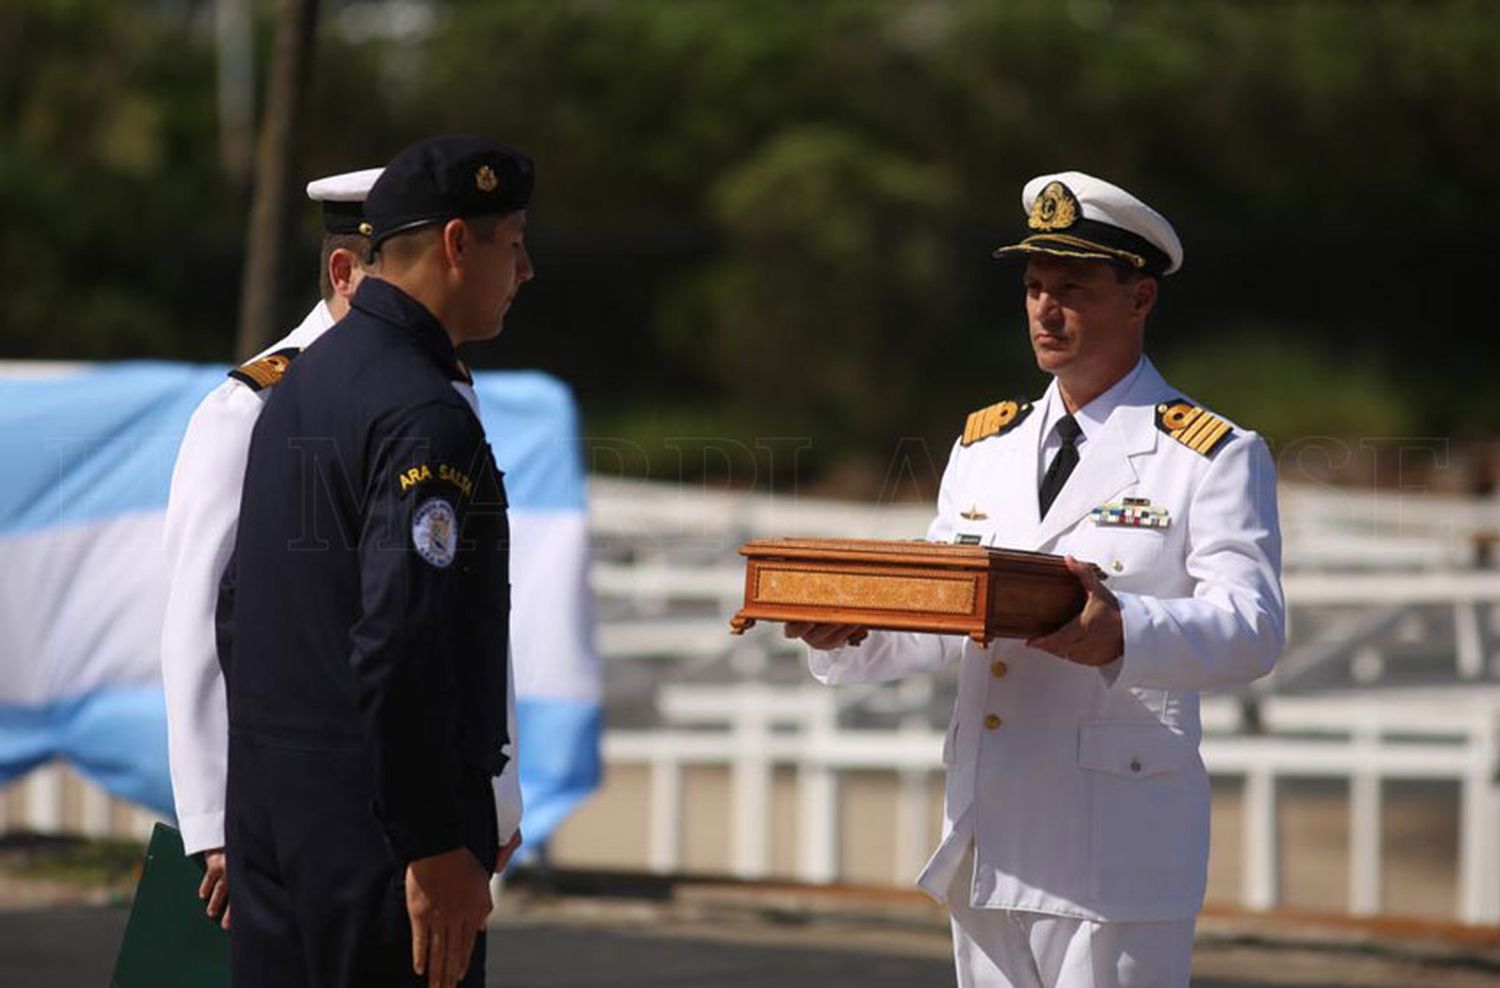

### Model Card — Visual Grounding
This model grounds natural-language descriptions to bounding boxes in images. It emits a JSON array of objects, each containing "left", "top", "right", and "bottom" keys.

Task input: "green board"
[{"left": 111, "top": 823, "right": 230, "bottom": 987}]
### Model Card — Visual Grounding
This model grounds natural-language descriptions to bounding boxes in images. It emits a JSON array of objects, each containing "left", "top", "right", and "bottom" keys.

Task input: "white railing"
[
  {"left": 1200, "top": 689, "right": 1500, "bottom": 921},
  {"left": 1277, "top": 481, "right": 1500, "bottom": 571},
  {"left": 601, "top": 678, "right": 1500, "bottom": 923}
]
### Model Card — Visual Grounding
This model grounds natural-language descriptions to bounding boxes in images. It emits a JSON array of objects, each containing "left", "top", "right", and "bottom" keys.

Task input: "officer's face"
[
  {"left": 1023, "top": 257, "right": 1148, "bottom": 379},
  {"left": 465, "top": 211, "right": 534, "bottom": 340}
]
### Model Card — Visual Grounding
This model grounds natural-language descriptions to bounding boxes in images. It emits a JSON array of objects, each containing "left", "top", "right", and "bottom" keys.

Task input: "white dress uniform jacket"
[
  {"left": 161, "top": 301, "right": 522, "bottom": 856},
  {"left": 809, "top": 356, "right": 1283, "bottom": 922}
]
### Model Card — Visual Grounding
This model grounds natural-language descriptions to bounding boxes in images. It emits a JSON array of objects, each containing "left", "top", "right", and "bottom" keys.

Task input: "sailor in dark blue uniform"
[{"left": 224, "top": 135, "right": 536, "bottom": 988}]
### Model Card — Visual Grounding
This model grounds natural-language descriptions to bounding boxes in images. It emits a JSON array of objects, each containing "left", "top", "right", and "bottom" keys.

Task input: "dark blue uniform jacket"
[{"left": 227, "top": 277, "right": 510, "bottom": 866}]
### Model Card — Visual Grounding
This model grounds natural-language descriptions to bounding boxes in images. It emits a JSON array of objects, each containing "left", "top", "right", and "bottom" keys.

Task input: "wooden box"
[{"left": 729, "top": 538, "right": 1086, "bottom": 644}]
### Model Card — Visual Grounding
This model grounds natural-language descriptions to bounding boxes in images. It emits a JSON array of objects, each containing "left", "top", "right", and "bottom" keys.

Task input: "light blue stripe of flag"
[
  {"left": 0, "top": 685, "right": 174, "bottom": 815},
  {"left": 0, "top": 362, "right": 587, "bottom": 536}
]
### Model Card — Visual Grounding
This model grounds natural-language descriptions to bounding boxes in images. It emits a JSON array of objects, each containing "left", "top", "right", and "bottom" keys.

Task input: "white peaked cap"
[
  {"left": 995, "top": 170, "right": 1184, "bottom": 276},
  {"left": 305, "top": 167, "right": 384, "bottom": 203}
]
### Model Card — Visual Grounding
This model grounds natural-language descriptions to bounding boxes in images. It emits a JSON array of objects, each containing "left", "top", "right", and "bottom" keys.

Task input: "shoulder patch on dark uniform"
[
  {"left": 228, "top": 347, "right": 301, "bottom": 392},
  {"left": 961, "top": 399, "right": 1034, "bottom": 447},
  {"left": 1155, "top": 398, "right": 1234, "bottom": 457}
]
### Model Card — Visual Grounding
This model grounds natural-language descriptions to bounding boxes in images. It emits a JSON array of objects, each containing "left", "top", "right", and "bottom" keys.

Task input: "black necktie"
[{"left": 1038, "top": 414, "right": 1082, "bottom": 519}]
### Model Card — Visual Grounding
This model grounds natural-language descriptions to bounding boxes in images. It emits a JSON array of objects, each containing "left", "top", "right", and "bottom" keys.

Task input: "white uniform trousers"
[{"left": 947, "top": 845, "right": 1194, "bottom": 988}]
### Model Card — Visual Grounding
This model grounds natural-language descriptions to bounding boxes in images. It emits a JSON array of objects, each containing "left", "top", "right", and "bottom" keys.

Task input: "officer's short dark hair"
[
  {"left": 373, "top": 215, "right": 506, "bottom": 271},
  {"left": 1113, "top": 263, "right": 1153, "bottom": 287},
  {"left": 319, "top": 232, "right": 371, "bottom": 301}
]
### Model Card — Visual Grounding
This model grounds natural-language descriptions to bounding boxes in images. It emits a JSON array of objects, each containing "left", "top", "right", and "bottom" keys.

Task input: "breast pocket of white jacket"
[
  {"left": 1077, "top": 525, "right": 1171, "bottom": 582},
  {"left": 1078, "top": 722, "right": 1207, "bottom": 907}
]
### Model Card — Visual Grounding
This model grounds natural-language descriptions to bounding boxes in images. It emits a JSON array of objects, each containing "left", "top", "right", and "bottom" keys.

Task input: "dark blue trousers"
[{"left": 226, "top": 734, "right": 495, "bottom": 988}]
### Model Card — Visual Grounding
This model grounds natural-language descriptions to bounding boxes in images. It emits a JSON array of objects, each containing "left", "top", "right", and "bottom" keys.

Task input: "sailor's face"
[
  {"left": 469, "top": 211, "right": 533, "bottom": 339},
  {"left": 1023, "top": 256, "right": 1138, "bottom": 375}
]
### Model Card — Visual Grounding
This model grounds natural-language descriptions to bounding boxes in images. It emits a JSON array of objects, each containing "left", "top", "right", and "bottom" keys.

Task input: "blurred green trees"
[
  {"left": 1, "top": 0, "right": 236, "bottom": 360},
  {"left": 3, "top": 0, "right": 1498, "bottom": 488}
]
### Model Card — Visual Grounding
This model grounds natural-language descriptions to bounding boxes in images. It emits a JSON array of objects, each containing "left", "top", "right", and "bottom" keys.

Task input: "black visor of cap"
[
  {"left": 365, "top": 136, "right": 535, "bottom": 250},
  {"left": 993, "top": 217, "right": 1171, "bottom": 276}
]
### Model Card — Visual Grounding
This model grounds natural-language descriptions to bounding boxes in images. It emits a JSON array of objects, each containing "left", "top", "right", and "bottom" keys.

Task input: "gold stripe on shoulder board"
[
  {"left": 961, "top": 399, "right": 1034, "bottom": 447},
  {"left": 228, "top": 347, "right": 301, "bottom": 392},
  {"left": 1155, "top": 399, "right": 1234, "bottom": 457}
]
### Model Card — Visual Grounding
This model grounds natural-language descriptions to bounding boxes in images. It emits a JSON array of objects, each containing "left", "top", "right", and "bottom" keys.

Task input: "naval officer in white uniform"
[
  {"left": 160, "top": 168, "right": 523, "bottom": 928},
  {"left": 789, "top": 172, "right": 1284, "bottom": 987}
]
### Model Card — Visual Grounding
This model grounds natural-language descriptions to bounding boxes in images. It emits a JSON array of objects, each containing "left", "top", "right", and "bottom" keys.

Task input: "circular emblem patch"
[{"left": 411, "top": 497, "right": 458, "bottom": 568}]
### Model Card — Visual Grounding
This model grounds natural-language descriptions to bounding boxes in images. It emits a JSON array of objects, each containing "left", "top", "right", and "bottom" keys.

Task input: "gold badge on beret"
[
  {"left": 1028, "top": 181, "right": 1080, "bottom": 232},
  {"left": 475, "top": 164, "right": 499, "bottom": 193}
]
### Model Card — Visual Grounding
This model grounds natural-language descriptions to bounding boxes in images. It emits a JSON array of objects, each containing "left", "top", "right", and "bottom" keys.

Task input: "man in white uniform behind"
[
  {"left": 789, "top": 172, "right": 1285, "bottom": 987},
  {"left": 160, "top": 168, "right": 523, "bottom": 927}
]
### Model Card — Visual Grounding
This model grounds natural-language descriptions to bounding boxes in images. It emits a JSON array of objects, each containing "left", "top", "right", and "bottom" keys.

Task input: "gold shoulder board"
[
  {"left": 228, "top": 347, "right": 301, "bottom": 392},
  {"left": 961, "top": 399, "right": 1034, "bottom": 447},
  {"left": 1155, "top": 399, "right": 1234, "bottom": 457}
]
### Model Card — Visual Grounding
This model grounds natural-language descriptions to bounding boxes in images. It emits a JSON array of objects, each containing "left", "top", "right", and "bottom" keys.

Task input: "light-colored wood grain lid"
[{"left": 739, "top": 537, "right": 1069, "bottom": 576}]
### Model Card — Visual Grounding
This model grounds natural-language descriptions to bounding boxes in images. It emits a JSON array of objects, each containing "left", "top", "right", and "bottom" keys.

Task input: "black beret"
[{"left": 364, "top": 136, "right": 535, "bottom": 248}]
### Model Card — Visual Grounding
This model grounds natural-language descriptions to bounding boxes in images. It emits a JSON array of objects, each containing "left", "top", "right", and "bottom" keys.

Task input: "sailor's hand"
[
  {"left": 406, "top": 847, "right": 492, "bottom": 988},
  {"left": 1025, "top": 556, "right": 1123, "bottom": 667},
  {"left": 784, "top": 622, "right": 867, "bottom": 650},
  {"left": 199, "top": 848, "right": 231, "bottom": 930}
]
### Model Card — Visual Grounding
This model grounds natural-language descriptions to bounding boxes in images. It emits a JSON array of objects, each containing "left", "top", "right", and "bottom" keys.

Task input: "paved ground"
[
  {"left": 4, "top": 899, "right": 1500, "bottom": 987},
  {"left": 1, "top": 906, "right": 959, "bottom": 986}
]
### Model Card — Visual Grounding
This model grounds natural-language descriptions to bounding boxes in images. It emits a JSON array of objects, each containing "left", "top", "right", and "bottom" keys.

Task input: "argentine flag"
[{"left": 0, "top": 361, "right": 600, "bottom": 846}]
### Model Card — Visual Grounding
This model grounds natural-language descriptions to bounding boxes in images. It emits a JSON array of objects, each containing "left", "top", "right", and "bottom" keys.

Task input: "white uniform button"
[
  {"left": 984, "top": 714, "right": 1002, "bottom": 730},
  {"left": 990, "top": 660, "right": 1008, "bottom": 678}
]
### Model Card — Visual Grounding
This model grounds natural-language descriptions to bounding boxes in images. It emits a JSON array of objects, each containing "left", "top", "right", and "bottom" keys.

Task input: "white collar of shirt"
[
  {"left": 284, "top": 299, "right": 337, "bottom": 351},
  {"left": 1037, "top": 356, "right": 1148, "bottom": 476},
  {"left": 247, "top": 300, "right": 337, "bottom": 363}
]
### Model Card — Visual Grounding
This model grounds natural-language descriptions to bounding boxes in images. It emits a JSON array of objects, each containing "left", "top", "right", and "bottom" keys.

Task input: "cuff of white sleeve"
[
  {"left": 178, "top": 810, "right": 226, "bottom": 857},
  {"left": 1108, "top": 592, "right": 1153, "bottom": 692},
  {"left": 492, "top": 774, "right": 523, "bottom": 841},
  {"left": 806, "top": 645, "right": 836, "bottom": 683},
  {"left": 806, "top": 642, "right": 859, "bottom": 685}
]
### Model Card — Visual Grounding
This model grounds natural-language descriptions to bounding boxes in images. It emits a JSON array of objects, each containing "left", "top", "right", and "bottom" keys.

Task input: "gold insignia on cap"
[
  {"left": 358, "top": 221, "right": 373, "bottom": 236},
  {"left": 1018, "top": 233, "right": 1145, "bottom": 269},
  {"left": 1028, "top": 181, "right": 1080, "bottom": 232},
  {"left": 476, "top": 164, "right": 499, "bottom": 193},
  {"left": 1155, "top": 399, "right": 1234, "bottom": 457},
  {"left": 962, "top": 399, "right": 1034, "bottom": 446}
]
